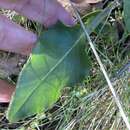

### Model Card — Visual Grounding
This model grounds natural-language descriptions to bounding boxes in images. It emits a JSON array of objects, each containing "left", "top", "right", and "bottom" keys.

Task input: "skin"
[
  {"left": 0, "top": 0, "right": 75, "bottom": 27},
  {"left": 0, "top": 0, "right": 75, "bottom": 55},
  {"left": 0, "top": 0, "right": 101, "bottom": 55},
  {"left": 0, "top": 79, "right": 15, "bottom": 103},
  {"left": 0, "top": 15, "right": 37, "bottom": 55},
  {"left": 71, "top": 0, "right": 83, "bottom": 3}
]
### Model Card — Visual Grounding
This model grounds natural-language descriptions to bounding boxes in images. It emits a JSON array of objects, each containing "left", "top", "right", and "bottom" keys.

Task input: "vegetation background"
[{"left": 0, "top": 0, "right": 130, "bottom": 129}]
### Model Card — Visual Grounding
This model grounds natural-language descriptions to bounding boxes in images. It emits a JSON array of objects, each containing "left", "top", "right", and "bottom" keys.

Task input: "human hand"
[
  {"left": 0, "top": 0, "right": 75, "bottom": 55},
  {"left": 0, "top": 0, "right": 75, "bottom": 27}
]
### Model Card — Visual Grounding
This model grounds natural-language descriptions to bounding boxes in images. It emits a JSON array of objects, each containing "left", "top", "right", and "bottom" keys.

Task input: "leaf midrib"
[{"left": 11, "top": 33, "right": 84, "bottom": 119}]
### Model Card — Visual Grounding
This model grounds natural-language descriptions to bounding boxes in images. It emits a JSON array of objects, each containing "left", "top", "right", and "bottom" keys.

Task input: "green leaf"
[
  {"left": 7, "top": 6, "right": 114, "bottom": 122},
  {"left": 7, "top": 23, "right": 90, "bottom": 122},
  {"left": 124, "top": 0, "right": 130, "bottom": 33}
]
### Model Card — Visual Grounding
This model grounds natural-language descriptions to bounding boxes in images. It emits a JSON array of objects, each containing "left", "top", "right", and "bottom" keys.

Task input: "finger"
[
  {"left": 70, "top": 0, "right": 102, "bottom": 3},
  {"left": 70, "top": 0, "right": 83, "bottom": 3},
  {"left": 57, "top": 2, "right": 75, "bottom": 26},
  {"left": 0, "top": 15, "right": 37, "bottom": 55},
  {"left": 0, "top": 79, "right": 15, "bottom": 103},
  {"left": 42, "top": 0, "right": 75, "bottom": 27},
  {"left": 0, "top": 0, "right": 75, "bottom": 27}
]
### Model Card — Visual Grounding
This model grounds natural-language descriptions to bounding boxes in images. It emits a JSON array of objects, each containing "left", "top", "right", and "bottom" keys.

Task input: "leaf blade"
[{"left": 7, "top": 6, "right": 113, "bottom": 122}]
